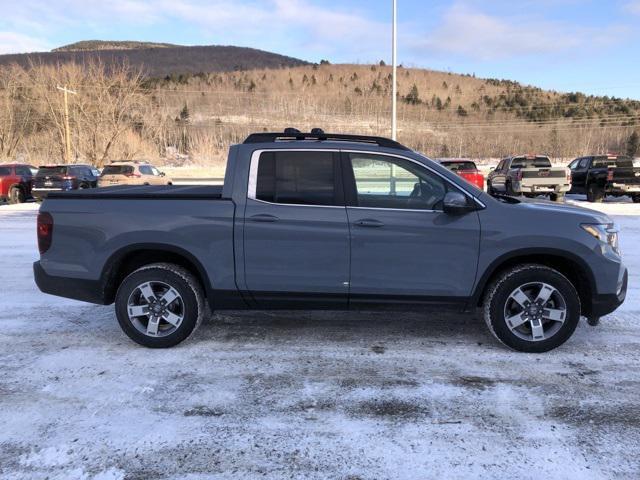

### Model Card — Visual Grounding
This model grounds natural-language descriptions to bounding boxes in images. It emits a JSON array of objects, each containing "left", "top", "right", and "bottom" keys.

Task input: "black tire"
[
  {"left": 505, "top": 181, "right": 519, "bottom": 197},
  {"left": 8, "top": 186, "right": 25, "bottom": 204},
  {"left": 115, "top": 263, "right": 205, "bottom": 348},
  {"left": 550, "top": 193, "right": 565, "bottom": 203},
  {"left": 483, "top": 264, "right": 581, "bottom": 353},
  {"left": 586, "top": 183, "right": 604, "bottom": 203},
  {"left": 487, "top": 180, "right": 495, "bottom": 196},
  {"left": 632, "top": 195, "right": 640, "bottom": 204}
]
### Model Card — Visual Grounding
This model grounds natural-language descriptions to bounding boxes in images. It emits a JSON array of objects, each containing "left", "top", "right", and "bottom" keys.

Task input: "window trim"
[
  {"left": 247, "top": 149, "right": 345, "bottom": 208},
  {"left": 247, "top": 148, "right": 485, "bottom": 210}
]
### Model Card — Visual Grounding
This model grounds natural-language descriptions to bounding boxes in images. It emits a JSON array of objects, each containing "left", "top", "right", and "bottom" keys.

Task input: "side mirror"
[
  {"left": 160, "top": 172, "right": 166, "bottom": 177},
  {"left": 443, "top": 191, "right": 475, "bottom": 215}
]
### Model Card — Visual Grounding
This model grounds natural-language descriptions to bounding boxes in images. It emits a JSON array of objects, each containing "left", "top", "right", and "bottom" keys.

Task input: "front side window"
[
  {"left": 350, "top": 154, "right": 450, "bottom": 211},
  {"left": 255, "top": 151, "right": 337, "bottom": 206},
  {"left": 139, "top": 165, "right": 154, "bottom": 175},
  {"left": 578, "top": 158, "right": 590, "bottom": 169},
  {"left": 151, "top": 166, "right": 161, "bottom": 176}
]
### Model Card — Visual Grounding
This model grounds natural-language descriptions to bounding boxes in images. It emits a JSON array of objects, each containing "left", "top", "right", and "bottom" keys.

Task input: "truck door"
[
  {"left": 343, "top": 152, "right": 480, "bottom": 307},
  {"left": 243, "top": 150, "right": 349, "bottom": 308},
  {"left": 489, "top": 159, "right": 508, "bottom": 192},
  {"left": 571, "top": 157, "right": 591, "bottom": 193}
]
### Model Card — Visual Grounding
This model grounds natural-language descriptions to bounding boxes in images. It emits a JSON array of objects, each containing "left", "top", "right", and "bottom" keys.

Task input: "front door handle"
[
  {"left": 249, "top": 213, "right": 279, "bottom": 223},
  {"left": 354, "top": 218, "right": 384, "bottom": 228}
]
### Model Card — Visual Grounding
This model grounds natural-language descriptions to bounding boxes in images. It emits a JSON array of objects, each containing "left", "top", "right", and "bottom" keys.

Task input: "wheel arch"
[
  {"left": 472, "top": 248, "right": 596, "bottom": 316},
  {"left": 101, "top": 243, "right": 213, "bottom": 304}
]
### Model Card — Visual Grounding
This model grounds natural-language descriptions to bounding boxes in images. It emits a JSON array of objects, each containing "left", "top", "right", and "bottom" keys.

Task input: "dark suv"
[{"left": 32, "top": 164, "right": 100, "bottom": 201}]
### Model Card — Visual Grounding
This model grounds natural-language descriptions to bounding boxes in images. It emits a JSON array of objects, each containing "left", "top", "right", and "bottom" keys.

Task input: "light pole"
[
  {"left": 57, "top": 85, "right": 77, "bottom": 164},
  {"left": 391, "top": 0, "right": 397, "bottom": 140}
]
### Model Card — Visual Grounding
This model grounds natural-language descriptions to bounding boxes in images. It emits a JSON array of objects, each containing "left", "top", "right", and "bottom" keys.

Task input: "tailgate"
[
  {"left": 611, "top": 167, "right": 640, "bottom": 185},
  {"left": 520, "top": 167, "right": 567, "bottom": 185},
  {"left": 33, "top": 174, "right": 65, "bottom": 189}
]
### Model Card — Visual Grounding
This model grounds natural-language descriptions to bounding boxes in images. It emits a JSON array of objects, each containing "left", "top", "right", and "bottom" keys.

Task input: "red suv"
[{"left": 0, "top": 163, "right": 37, "bottom": 204}]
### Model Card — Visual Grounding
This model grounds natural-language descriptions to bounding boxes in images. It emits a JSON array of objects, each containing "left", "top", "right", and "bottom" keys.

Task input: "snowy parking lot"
[{"left": 1, "top": 198, "right": 639, "bottom": 479}]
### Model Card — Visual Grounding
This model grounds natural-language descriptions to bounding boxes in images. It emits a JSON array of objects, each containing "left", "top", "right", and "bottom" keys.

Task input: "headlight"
[{"left": 581, "top": 223, "right": 620, "bottom": 255}]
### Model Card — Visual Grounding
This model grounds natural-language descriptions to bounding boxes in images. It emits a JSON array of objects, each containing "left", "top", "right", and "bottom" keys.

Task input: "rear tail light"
[
  {"left": 515, "top": 169, "right": 523, "bottom": 181},
  {"left": 607, "top": 168, "right": 614, "bottom": 182},
  {"left": 566, "top": 168, "right": 572, "bottom": 183},
  {"left": 37, "top": 212, "right": 53, "bottom": 254}
]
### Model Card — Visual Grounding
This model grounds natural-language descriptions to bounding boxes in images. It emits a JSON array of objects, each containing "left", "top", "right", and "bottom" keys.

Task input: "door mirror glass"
[{"left": 443, "top": 191, "right": 474, "bottom": 215}]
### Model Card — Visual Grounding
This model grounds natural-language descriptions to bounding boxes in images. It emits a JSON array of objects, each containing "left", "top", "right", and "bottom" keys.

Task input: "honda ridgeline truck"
[{"left": 34, "top": 130, "right": 627, "bottom": 353}]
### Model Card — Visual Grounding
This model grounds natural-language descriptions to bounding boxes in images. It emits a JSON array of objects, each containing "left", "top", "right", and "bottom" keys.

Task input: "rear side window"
[
  {"left": 255, "top": 151, "right": 338, "bottom": 206},
  {"left": 37, "top": 166, "right": 67, "bottom": 176},
  {"left": 0, "top": 167, "right": 12, "bottom": 176},
  {"left": 101, "top": 165, "right": 133, "bottom": 175}
]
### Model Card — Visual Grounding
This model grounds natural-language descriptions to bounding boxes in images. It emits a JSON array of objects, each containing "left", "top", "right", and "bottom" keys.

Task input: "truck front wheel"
[
  {"left": 115, "top": 263, "right": 205, "bottom": 348},
  {"left": 483, "top": 264, "right": 581, "bottom": 353}
]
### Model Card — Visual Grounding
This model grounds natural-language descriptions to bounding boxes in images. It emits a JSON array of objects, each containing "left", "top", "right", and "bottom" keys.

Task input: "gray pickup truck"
[
  {"left": 487, "top": 155, "right": 571, "bottom": 202},
  {"left": 34, "top": 130, "right": 627, "bottom": 352}
]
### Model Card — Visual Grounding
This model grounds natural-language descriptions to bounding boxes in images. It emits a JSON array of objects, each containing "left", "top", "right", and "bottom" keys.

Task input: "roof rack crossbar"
[{"left": 243, "top": 131, "right": 410, "bottom": 151}]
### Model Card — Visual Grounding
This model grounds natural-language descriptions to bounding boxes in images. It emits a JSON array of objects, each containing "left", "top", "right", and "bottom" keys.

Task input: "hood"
[{"left": 501, "top": 196, "right": 613, "bottom": 224}]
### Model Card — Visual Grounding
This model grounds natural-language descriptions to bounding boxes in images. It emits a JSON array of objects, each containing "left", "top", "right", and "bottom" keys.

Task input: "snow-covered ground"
[{"left": 1, "top": 198, "right": 639, "bottom": 480}]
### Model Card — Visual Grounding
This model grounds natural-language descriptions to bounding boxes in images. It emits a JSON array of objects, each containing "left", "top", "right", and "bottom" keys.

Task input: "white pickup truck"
[{"left": 487, "top": 155, "right": 571, "bottom": 202}]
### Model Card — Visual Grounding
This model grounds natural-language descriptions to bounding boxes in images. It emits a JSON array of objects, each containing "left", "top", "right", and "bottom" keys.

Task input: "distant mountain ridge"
[
  {"left": 0, "top": 43, "right": 309, "bottom": 77},
  {"left": 53, "top": 40, "right": 181, "bottom": 52}
]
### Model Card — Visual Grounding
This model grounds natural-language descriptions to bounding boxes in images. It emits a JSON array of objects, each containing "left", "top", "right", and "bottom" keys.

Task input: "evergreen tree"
[
  {"left": 405, "top": 84, "right": 421, "bottom": 105},
  {"left": 626, "top": 131, "right": 640, "bottom": 157}
]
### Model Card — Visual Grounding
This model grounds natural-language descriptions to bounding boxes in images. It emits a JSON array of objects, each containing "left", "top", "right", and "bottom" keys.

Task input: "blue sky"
[{"left": 1, "top": 0, "right": 639, "bottom": 98}]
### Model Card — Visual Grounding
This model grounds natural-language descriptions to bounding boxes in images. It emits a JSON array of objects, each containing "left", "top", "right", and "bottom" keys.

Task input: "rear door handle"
[
  {"left": 354, "top": 218, "right": 384, "bottom": 228},
  {"left": 249, "top": 214, "right": 279, "bottom": 223}
]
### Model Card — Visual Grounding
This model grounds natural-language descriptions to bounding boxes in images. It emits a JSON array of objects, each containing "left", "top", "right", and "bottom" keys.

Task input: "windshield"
[
  {"left": 101, "top": 165, "right": 133, "bottom": 175},
  {"left": 511, "top": 157, "right": 552, "bottom": 168},
  {"left": 593, "top": 156, "right": 633, "bottom": 168},
  {"left": 442, "top": 161, "right": 478, "bottom": 172},
  {"left": 36, "top": 166, "right": 67, "bottom": 176}
]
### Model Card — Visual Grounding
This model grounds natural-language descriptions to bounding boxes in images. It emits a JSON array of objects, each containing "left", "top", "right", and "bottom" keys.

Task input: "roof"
[
  {"left": 243, "top": 128, "right": 411, "bottom": 151},
  {"left": 0, "top": 163, "right": 36, "bottom": 168},
  {"left": 108, "top": 160, "right": 151, "bottom": 165}
]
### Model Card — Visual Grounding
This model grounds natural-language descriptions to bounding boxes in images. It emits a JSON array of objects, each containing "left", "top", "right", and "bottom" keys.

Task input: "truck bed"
[{"left": 47, "top": 184, "right": 223, "bottom": 200}]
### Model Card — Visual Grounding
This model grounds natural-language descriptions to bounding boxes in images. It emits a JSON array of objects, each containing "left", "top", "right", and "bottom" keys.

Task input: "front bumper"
[
  {"left": 33, "top": 261, "right": 108, "bottom": 305},
  {"left": 590, "top": 268, "right": 628, "bottom": 317}
]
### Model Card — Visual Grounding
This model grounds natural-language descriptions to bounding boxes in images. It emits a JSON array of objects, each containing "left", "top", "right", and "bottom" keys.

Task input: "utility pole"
[
  {"left": 57, "top": 85, "right": 77, "bottom": 164},
  {"left": 391, "top": 0, "right": 397, "bottom": 140}
]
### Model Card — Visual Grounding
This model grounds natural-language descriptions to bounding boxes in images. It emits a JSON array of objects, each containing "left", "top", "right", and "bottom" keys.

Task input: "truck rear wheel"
[
  {"left": 483, "top": 264, "right": 581, "bottom": 353},
  {"left": 115, "top": 263, "right": 205, "bottom": 348},
  {"left": 586, "top": 184, "right": 604, "bottom": 203}
]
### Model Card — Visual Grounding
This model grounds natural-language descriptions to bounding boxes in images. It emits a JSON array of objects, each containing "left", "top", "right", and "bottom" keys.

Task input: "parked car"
[
  {"left": 98, "top": 161, "right": 172, "bottom": 187},
  {"left": 438, "top": 159, "right": 485, "bottom": 190},
  {"left": 0, "top": 163, "right": 36, "bottom": 204},
  {"left": 32, "top": 164, "right": 100, "bottom": 201},
  {"left": 34, "top": 129, "right": 627, "bottom": 353},
  {"left": 568, "top": 155, "right": 640, "bottom": 203},
  {"left": 487, "top": 155, "right": 571, "bottom": 202}
]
